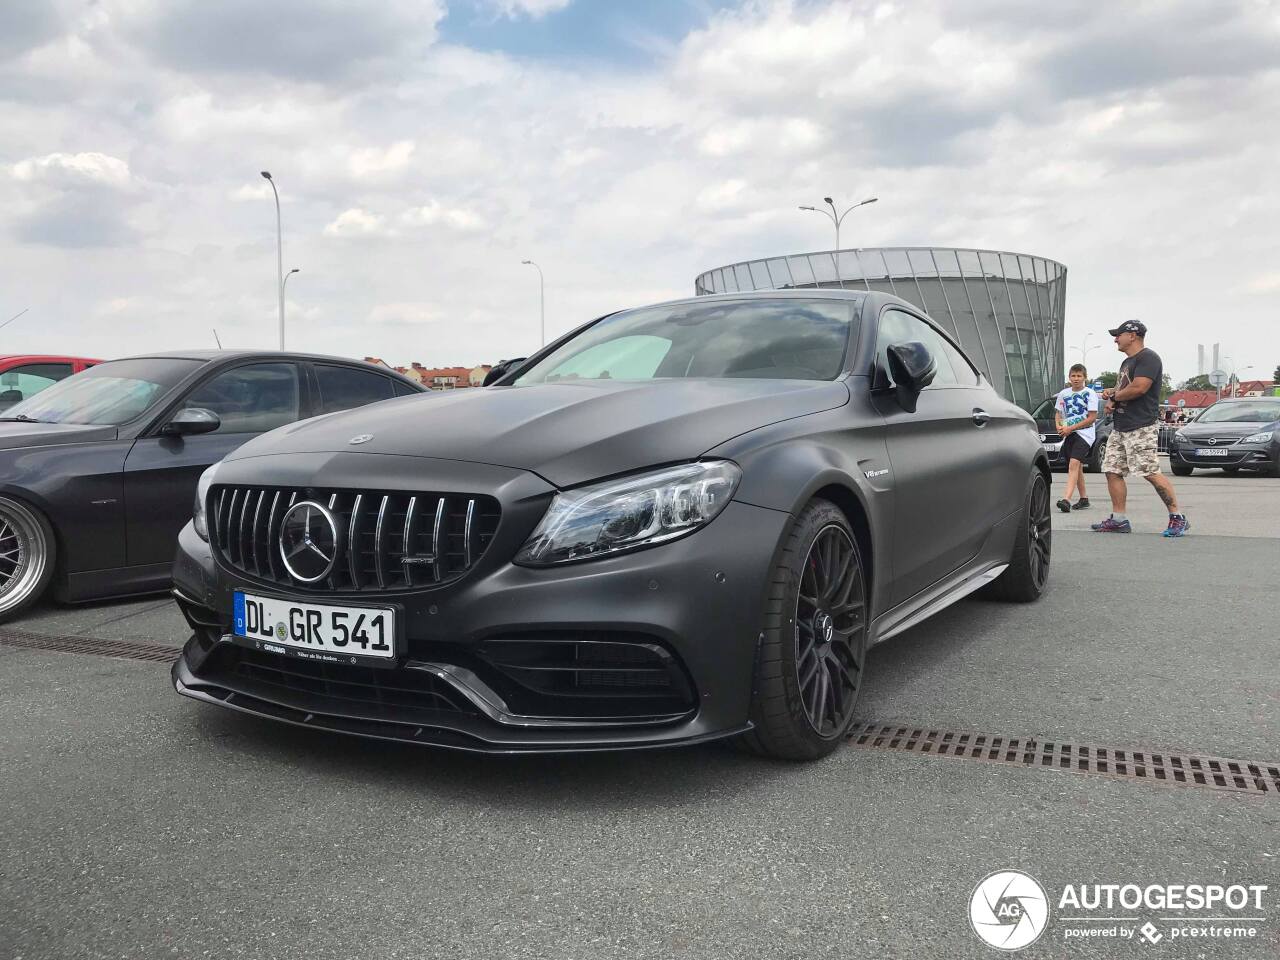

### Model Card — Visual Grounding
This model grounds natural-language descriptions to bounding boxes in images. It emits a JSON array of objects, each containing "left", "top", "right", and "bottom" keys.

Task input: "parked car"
[
  {"left": 1169, "top": 396, "right": 1280, "bottom": 476},
  {"left": 0, "top": 355, "right": 100, "bottom": 412},
  {"left": 0, "top": 350, "right": 424, "bottom": 621},
  {"left": 1032, "top": 395, "right": 1112, "bottom": 473},
  {"left": 171, "top": 290, "right": 1051, "bottom": 760}
]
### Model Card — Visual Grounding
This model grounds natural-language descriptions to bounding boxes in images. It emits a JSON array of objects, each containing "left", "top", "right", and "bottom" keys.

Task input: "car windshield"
[
  {"left": 1196, "top": 400, "right": 1280, "bottom": 424},
  {"left": 1, "top": 358, "right": 204, "bottom": 425},
  {"left": 515, "top": 298, "right": 855, "bottom": 385}
]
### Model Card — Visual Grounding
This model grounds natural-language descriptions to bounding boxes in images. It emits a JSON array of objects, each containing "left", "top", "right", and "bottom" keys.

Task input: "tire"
[
  {"left": 0, "top": 496, "right": 57, "bottom": 623},
  {"left": 980, "top": 469, "right": 1050, "bottom": 603},
  {"left": 1087, "top": 437, "right": 1107, "bottom": 474},
  {"left": 1170, "top": 459, "right": 1193, "bottom": 477},
  {"left": 738, "top": 499, "right": 868, "bottom": 761}
]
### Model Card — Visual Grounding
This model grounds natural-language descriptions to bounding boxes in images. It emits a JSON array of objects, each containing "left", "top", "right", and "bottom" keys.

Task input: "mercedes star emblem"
[{"left": 279, "top": 500, "right": 340, "bottom": 582}]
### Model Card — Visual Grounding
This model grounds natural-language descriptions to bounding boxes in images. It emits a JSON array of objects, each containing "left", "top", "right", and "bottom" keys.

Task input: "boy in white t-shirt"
[{"left": 1054, "top": 363, "right": 1100, "bottom": 512}]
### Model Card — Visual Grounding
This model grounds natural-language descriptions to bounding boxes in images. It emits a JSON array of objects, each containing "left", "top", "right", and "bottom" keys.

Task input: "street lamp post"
[
  {"left": 261, "top": 171, "right": 284, "bottom": 349},
  {"left": 521, "top": 259, "right": 545, "bottom": 347},
  {"left": 281, "top": 268, "right": 299, "bottom": 339},
  {"left": 1069, "top": 333, "right": 1100, "bottom": 376},
  {"left": 798, "top": 196, "right": 878, "bottom": 250}
]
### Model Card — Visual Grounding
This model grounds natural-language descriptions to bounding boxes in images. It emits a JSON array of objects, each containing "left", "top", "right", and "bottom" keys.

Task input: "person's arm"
[{"left": 1108, "top": 376, "right": 1153, "bottom": 402}]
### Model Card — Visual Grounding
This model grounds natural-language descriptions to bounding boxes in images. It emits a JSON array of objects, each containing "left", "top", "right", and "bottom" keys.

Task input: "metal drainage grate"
[
  {"left": 0, "top": 629, "right": 178, "bottom": 664},
  {"left": 849, "top": 723, "right": 1280, "bottom": 797}
]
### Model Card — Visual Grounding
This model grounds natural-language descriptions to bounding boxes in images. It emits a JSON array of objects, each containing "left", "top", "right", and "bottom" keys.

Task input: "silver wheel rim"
[{"left": 0, "top": 499, "right": 47, "bottom": 615}]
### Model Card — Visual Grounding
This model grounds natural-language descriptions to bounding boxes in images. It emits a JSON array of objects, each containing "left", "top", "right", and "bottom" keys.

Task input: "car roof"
[
  {"left": 90, "top": 350, "right": 421, "bottom": 385},
  {"left": 0, "top": 354, "right": 102, "bottom": 364},
  {"left": 641, "top": 289, "right": 869, "bottom": 311}
]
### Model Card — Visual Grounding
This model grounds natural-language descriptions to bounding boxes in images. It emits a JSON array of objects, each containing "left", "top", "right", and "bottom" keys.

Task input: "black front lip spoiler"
[{"left": 172, "top": 651, "right": 748, "bottom": 755}]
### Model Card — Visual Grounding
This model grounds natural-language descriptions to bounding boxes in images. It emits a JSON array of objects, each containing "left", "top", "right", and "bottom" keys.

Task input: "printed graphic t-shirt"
[
  {"left": 1114, "top": 348, "right": 1163, "bottom": 431},
  {"left": 1055, "top": 386, "right": 1100, "bottom": 445}
]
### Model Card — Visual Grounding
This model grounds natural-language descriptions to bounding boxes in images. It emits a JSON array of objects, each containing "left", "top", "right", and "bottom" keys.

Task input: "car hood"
[
  {"left": 1178, "top": 420, "right": 1274, "bottom": 439},
  {"left": 226, "top": 378, "right": 851, "bottom": 487},
  {"left": 0, "top": 421, "right": 119, "bottom": 450}
]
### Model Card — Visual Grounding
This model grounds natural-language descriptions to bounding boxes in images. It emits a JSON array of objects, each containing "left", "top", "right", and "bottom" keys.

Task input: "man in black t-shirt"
[{"left": 1090, "top": 320, "right": 1189, "bottom": 536}]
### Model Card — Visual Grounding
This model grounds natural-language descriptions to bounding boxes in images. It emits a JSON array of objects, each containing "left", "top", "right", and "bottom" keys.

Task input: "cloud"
[
  {"left": 117, "top": 0, "right": 446, "bottom": 82},
  {"left": 401, "top": 201, "right": 485, "bottom": 232},
  {"left": 0, "top": 3, "right": 64, "bottom": 62},
  {"left": 349, "top": 140, "right": 416, "bottom": 178},
  {"left": 323, "top": 208, "right": 387, "bottom": 237},
  {"left": 2, "top": 0, "right": 1279, "bottom": 383},
  {"left": 10, "top": 152, "right": 132, "bottom": 188},
  {"left": 479, "top": 0, "right": 573, "bottom": 20}
]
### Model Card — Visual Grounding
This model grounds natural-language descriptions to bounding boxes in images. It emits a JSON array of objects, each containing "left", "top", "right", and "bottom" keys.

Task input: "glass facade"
[{"left": 694, "top": 247, "right": 1066, "bottom": 411}]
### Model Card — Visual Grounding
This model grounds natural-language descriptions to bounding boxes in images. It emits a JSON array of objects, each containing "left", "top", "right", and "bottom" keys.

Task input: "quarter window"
[
  {"left": 184, "top": 362, "right": 300, "bottom": 434},
  {"left": 315, "top": 364, "right": 395, "bottom": 415},
  {"left": 876, "top": 310, "right": 979, "bottom": 387}
]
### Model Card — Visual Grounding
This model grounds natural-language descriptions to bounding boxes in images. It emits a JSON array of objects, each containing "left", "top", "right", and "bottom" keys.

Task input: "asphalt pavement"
[{"left": 1, "top": 471, "right": 1277, "bottom": 959}]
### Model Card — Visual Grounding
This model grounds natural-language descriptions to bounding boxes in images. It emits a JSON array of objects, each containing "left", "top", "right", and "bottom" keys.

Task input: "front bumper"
[
  {"left": 1170, "top": 442, "right": 1276, "bottom": 469},
  {"left": 170, "top": 491, "right": 790, "bottom": 753}
]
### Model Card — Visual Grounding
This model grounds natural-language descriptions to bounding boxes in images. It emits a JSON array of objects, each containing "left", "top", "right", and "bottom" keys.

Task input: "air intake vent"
[{"left": 210, "top": 485, "right": 500, "bottom": 593}]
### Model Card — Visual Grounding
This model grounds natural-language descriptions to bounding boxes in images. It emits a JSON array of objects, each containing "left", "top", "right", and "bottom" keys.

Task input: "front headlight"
[
  {"left": 514, "top": 461, "right": 741, "bottom": 566},
  {"left": 192, "top": 463, "right": 219, "bottom": 542},
  {"left": 1174, "top": 431, "right": 1190, "bottom": 444},
  {"left": 1241, "top": 431, "right": 1274, "bottom": 445}
]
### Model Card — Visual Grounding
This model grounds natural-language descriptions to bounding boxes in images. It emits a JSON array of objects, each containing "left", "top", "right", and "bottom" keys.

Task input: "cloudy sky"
[{"left": 2, "top": 0, "right": 1278, "bottom": 382}]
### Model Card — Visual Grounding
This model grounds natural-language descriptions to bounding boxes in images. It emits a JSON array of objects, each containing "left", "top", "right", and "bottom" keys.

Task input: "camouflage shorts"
[{"left": 1103, "top": 424, "right": 1160, "bottom": 477}]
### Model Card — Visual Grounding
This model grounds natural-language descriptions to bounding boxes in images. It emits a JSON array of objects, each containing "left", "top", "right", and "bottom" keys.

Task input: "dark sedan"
[
  {"left": 1169, "top": 397, "right": 1280, "bottom": 476},
  {"left": 171, "top": 291, "right": 1051, "bottom": 760},
  {"left": 0, "top": 351, "right": 423, "bottom": 621}
]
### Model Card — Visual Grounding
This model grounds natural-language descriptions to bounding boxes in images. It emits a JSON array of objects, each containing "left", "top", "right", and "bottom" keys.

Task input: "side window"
[
  {"left": 392, "top": 380, "right": 420, "bottom": 398},
  {"left": 315, "top": 364, "right": 395, "bottom": 415},
  {"left": 876, "top": 310, "right": 957, "bottom": 386},
  {"left": 0, "top": 363, "right": 75, "bottom": 409},
  {"left": 184, "top": 362, "right": 300, "bottom": 434}
]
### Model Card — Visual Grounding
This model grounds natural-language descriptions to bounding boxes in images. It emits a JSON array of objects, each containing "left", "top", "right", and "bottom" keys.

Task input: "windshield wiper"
[{"left": 0, "top": 414, "right": 47, "bottom": 423}]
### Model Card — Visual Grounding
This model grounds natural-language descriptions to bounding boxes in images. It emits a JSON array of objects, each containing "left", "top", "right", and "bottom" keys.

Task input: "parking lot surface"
[{"left": 1, "top": 472, "right": 1277, "bottom": 959}]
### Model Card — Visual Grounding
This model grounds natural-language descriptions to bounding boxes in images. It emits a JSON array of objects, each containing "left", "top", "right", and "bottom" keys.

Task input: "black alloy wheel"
[
  {"left": 980, "top": 470, "right": 1051, "bottom": 603},
  {"left": 740, "top": 499, "right": 868, "bottom": 760},
  {"left": 795, "top": 524, "right": 866, "bottom": 738},
  {"left": 1026, "top": 474, "right": 1051, "bottom": 591}
]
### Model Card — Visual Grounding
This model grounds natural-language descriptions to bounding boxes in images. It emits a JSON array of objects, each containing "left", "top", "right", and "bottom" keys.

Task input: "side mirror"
[
  {"left": 886, "top": 341, "right": 937, "bottom": 413},
  {"left": 482, "top": 357, "right": 528, "bottom": 387},
  {"left": 161, "top": 407, "right": 221, "bottom": 437}
]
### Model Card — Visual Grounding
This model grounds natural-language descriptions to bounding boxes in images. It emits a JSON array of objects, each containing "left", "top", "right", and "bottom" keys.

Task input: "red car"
[{"left": 0, "top": 355, "right": 101, "bottom": 412}]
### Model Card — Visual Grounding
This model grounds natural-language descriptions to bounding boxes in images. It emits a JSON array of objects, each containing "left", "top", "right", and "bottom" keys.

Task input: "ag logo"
[{"left": 969, "top": 870, "right": 1049, "bottom": 951}]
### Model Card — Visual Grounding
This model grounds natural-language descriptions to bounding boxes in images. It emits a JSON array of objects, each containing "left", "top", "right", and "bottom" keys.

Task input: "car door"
[
  {"left": 871, "top": 307, "right": 999, "bottom": 604},
  {"left": 121, "top": 361, "right": 304, "bottom": 568}
]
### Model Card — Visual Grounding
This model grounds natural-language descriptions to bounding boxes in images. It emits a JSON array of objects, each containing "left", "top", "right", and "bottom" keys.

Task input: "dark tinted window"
[
  {"left": 876, "top": 309, "right": 980, "bottom": 388},
  {"left": 184, "top": 362, "right": 300, "bottom": 434},
  {"left": 316, "top": 364, "right": 394, "bottom": 414},
  {"left": 516, "top": 298, "right": 856, "bottom": 384},
  {"left": 2, "top": 358, "right": 203, "bottom": 425},
  {"left": 392, "top": 380, "right": 420, "bottom": 398}
]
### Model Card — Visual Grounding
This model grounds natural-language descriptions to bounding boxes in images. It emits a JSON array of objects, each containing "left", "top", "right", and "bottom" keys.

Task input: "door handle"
[{"left": 971, "top": 408, "right": 991, "bottom": 427}]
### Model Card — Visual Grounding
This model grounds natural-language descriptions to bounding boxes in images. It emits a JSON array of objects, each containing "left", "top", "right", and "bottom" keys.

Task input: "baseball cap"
[{"left": 1108, "top": 319, "right": 1147, "bottom": 337}]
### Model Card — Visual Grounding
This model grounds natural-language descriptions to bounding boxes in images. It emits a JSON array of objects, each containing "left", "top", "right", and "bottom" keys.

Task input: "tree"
[
  {"left": 1097, "top": 371, "right": 1119, "bottom": 389},
  {"left": 1180, "top": 374, "right": 1213, "bottom": 391},
  {"left": 1273, "top": 364, "right": 1280, "bottom": 384},
  {"left": 1160, "top": 373, "right": 1172, "bottom": 401}
]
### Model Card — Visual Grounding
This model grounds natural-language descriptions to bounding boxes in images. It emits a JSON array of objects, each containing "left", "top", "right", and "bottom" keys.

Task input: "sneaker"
[
  {"left": 1091, "top": 516, "right": 1131, "bottom": 533},
  {"left": 1162, "top": 515, "right": 1190, "bottom": 538},
  {"left": 1072, "top": 498, "right": 1091, "bottom": 510},
  {"left": 1057, "top": 498, "right": 1071, "bottom": 513}
]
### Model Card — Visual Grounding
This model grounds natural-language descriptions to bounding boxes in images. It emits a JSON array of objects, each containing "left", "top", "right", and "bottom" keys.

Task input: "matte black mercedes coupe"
[
  {"left": 172, "top": 291, "right": 1051, "bottom": 760},
  {"left": 0, "top": 351, "right": 423, "bottom": 621}
]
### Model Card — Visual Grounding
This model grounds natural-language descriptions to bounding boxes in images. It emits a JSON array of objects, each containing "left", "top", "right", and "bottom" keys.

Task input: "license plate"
[
  {"left": 1043, "top": 442, "right": 1062, "bottom": 453},
  {"left": 233, "top": 591, "right": 396, "bottom": 662},
  {"left": 1195, "top": 448, "right": 1229, "bottom": 457}
]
